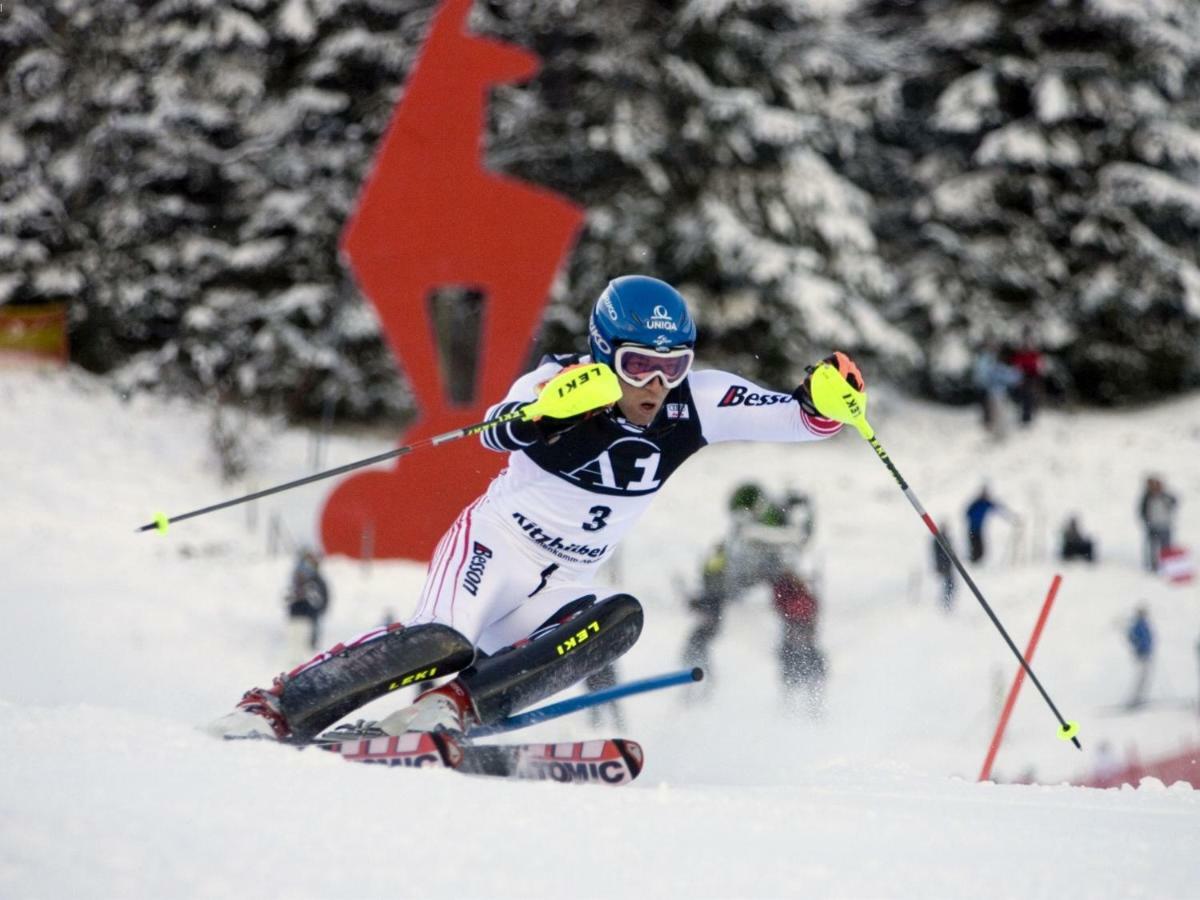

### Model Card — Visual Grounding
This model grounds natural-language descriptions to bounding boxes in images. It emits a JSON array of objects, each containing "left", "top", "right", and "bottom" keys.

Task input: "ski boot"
[
  {"left": 379, "top": 680, "right": 477, "bottom": 740},
  {"left": 205, "top": 679, "right": 291, "bottom": 740}
]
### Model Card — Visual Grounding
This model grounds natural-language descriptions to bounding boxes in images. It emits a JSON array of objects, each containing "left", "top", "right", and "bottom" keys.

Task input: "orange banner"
[{"left": 0, "top": 304, "right": 69, "bottom": 365}]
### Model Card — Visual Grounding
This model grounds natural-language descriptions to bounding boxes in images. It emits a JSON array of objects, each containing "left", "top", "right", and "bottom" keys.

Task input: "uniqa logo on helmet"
[{"left": 644, "top": 304, "right": 679, "bottom": 332}]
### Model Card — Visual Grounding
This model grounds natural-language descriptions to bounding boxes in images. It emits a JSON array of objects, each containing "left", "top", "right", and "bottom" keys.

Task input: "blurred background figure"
[
  {"left": 772, "top": 571, "right": 826, "bottom": 716},
  {"left": 1008, "top": 326, "right": 1045, "bottom": 428},
  {"left": 971, "top": 340, "right": 1021, "bottom": 441},
  {"left": 680, "top": 483, "right": 820, "bottom": 704},
  {"left": 680, "top": 541, "right": 728, "bottom": 700},
  {"left": 1060, "top": 516, "right": 1096, "bottom": 563},
  {"left": 727, "top": 485, "right": 815, "bottom": 589},
  {"left": 931, "top": 520, "right": 956, "bottom": 611},
  {"left": 1138, "top": 476, "right": 1178, "bottom": 573},
  {"left": 965, "top": 485, "right": 1015, "bottom": 564},
  {"left": 1125, "top": 605, "right": 1154, "bottom": 710},
  {"left": 284, "top": 548, "right": 331, "bottom": 662},
  {"left": 724, "top": 481, "right": 773, "bottom": 588}
]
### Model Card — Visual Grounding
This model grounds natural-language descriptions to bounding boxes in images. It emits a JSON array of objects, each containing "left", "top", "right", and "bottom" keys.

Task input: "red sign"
[
  {"left": 1159, "top": 545, "right": 1195, "bottom": 584},
  {"left": 321, "top": 0, "right": 584, "bottom": 560}
]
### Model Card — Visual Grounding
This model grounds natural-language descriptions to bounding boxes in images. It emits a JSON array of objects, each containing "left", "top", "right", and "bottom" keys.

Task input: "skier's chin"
[
  {"left": 617, "top": 378, "right": 669, "bottom": 427},
  {"left": 623, "top": 399, "right": 663, "bottom": 426}
]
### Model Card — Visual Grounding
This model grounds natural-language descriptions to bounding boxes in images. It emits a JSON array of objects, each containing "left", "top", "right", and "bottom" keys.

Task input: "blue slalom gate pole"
[{"left": 474, "top": 667, "right": 704, "bottom": 738}]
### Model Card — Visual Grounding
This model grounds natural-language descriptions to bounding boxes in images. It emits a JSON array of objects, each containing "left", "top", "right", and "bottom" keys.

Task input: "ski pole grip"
[
  {"left": 523, "top": 362, "right": 622, "bottom": 421},
  {"left": 810, "top": 363, "right": 874, "bottom": 439}
]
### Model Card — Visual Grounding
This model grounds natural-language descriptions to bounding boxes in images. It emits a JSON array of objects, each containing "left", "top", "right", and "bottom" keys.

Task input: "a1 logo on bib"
[{"left": 562, "top": 437, "right": 663, "bottom": 495}]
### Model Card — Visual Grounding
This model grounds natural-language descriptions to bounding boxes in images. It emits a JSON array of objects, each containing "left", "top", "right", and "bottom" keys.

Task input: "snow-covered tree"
[
  {"left": 482, "top": 0, "right": 918, "bottom": 386},
  {"left": 1, "top": 0, "right": 428, "bottom": 420},
  {"left": 5, "top": 0, "right": 1197, "bottom": 415},
  {"left": 853, "top": 0, "right": 1200, "bottom": 403}
]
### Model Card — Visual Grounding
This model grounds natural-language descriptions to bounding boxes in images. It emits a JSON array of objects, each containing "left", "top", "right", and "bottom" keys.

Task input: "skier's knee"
[
  {"left": 460, "top": 592, "right": 643, "bottom": 724},
  {"left": 555, "top": 592, "right": 644, "bottom": 664},
  {"left": 578, "top": 591, "right": 643, "bottom": 634}
]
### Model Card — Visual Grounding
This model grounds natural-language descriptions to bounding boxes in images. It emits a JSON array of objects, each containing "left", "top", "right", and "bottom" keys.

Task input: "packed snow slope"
[{"left": 2, "top": 367, "right": 1198, "bottom": 899}]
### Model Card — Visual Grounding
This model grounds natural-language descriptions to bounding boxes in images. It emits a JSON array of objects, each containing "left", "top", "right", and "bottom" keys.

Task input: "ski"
[{"left": 316, "top": 729, "right": 644, "bottom": 785}]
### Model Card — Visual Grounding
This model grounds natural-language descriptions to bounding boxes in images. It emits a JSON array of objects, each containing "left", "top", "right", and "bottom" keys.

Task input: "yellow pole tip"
[
  {"left": 1058, "top": 720, "right": 1080, "bottom": 741},
  {"left": 153, "top": 512, "right": 170, "bottom": 535}
]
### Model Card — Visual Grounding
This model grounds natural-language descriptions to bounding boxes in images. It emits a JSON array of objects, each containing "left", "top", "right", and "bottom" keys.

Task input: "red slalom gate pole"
[{"left": 978, "top": 574, "right": 1064, "bottom": 782}]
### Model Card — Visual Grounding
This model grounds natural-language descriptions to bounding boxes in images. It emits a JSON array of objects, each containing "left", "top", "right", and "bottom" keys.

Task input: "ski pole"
[
  {"left": 137, "top": 362, "right": 622, "bottom": 534},
  {"left": 472, "top": 667, "right": 704, "bottom": 738},
  {"left": 808, "top": 363, "right": 1081, "bottom": 749}
]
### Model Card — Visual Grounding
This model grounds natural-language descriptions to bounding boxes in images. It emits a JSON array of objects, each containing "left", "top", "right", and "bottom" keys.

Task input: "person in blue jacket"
[
  {"left": 965, "top": 486, "right": 1012, "bottom": 564},
  {"left": 1126, "top": 606, "right": 1154, "bottom": 709}
]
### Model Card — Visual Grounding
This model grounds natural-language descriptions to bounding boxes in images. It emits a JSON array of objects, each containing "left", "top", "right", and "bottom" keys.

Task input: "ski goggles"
[{"left": 613, "top": 344, "right": 695, "bottom": 389}]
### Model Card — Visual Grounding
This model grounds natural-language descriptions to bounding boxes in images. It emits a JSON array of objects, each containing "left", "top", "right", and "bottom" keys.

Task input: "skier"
[
  {"left": 680, "top": 484, "right": 817, "bottom": 697},
  {"left": 213, "top": 275, "right": 863, "bottom": 743},
  {"left": 676, "top": 484, "right": 771, "bottom": 687}
]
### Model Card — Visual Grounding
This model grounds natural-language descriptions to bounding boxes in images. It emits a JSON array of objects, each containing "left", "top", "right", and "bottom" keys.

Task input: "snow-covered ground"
[{"left": 2, "top": 366, "right": 1198, "bottom": 899}]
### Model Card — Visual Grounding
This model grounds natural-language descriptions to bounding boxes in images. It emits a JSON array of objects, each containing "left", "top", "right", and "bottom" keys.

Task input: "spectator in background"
[
  {"left": 1007, "top": 327, "right": 1045, "bottom": 427},
  {"left": 931, "top": 522, "right": 956, "bottom": 611},
  {"left": 285, "top": 549, "right": 331, "bottom": 660},
  {"left": 1060, "top": 516, "right": 1096, "bottom": 563},
  {"left": 1125, "top": 606, "right": 1154, "bottom": 710},
  {"left": 1138, "top": 476, "right": 1178, "bottom": 572},
  {"left": 972, "top": 341, "right": 1022, "bottom": 440},
  {"left": 965, "top": 486, "right": 1013, "bottom": 564}
]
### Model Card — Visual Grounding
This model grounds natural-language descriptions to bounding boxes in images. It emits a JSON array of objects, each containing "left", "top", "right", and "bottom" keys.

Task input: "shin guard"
[
  {"left": 460, "top": 593, "right": 644, "bottom": 725},
  {"left": 279, "top": 623, "right": 474, "bottom": 740}
]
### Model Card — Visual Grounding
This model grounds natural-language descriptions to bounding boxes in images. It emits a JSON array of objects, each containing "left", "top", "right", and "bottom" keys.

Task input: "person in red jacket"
[{"left": 1008, "top": 327, "right": 1045, "bottom": 426}]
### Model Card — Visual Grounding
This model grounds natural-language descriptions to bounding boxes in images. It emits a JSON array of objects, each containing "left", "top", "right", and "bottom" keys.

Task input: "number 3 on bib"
[{"left": 583, "top": 505, "right": 612, "bottom": 532}]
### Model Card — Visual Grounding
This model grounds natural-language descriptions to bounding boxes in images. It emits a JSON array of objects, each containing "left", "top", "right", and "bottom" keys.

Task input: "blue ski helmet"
[{"left": 587, "top": 275, "right": 696, "bottom": 368}]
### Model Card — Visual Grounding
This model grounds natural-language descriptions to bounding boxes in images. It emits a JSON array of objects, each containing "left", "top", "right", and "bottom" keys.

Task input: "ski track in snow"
[{"left": 2, "top": 369, "right": 1199, "bottom": 899}]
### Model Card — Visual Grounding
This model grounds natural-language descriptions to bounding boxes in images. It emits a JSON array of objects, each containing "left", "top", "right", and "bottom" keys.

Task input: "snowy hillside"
[{"left": 2, "top": 367, "right": 1199, "bottom": 899}]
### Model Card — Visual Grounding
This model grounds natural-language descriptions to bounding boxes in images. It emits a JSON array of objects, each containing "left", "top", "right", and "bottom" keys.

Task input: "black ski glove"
[{"left": 533, "top": 410, "right": 592, "bottom": 444}]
